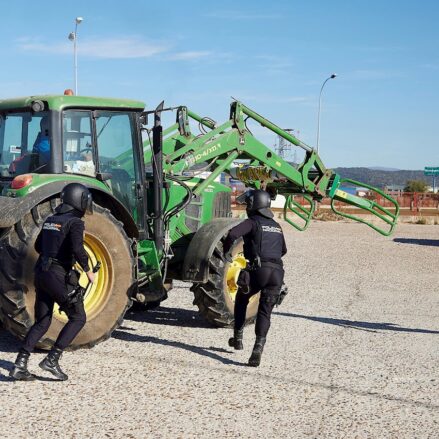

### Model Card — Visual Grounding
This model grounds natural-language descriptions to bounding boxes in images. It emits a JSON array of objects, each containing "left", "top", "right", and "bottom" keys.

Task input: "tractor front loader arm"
[
  {"left": 143, "top": 100, "right": 399, "bottom": 236},
  {"left": 231, "top": 102, "right": 399, "bottom": 236}
]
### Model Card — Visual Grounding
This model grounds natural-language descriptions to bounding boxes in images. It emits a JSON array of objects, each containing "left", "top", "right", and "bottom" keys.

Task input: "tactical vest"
[
  {"left": 38, "top": 212, "right": 80, "bottom": 269},
  {"left": 243, "top": 215, "right": 285, "bottom": 264}
]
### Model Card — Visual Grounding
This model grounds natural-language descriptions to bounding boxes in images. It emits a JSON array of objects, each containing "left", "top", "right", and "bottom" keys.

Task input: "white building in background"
[{"left": 271, "top": 194, "right": 286, "bottom": 208}]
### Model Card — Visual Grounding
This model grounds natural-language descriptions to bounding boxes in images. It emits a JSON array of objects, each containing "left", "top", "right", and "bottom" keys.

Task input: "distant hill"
[
  {"left": 367, "top": 166, "right": 400, "bottom": 172},
  {"left": 333, "top": 167, "right": 430, "bottom": 189}
]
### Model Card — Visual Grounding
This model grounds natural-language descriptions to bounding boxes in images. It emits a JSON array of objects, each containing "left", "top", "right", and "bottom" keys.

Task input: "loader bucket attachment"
[
  {"left": 283, "top": 194, "right": 315, "bottom": 231},
  {"left": 330, "top": 178, "right": 399, "bottom": 236}
]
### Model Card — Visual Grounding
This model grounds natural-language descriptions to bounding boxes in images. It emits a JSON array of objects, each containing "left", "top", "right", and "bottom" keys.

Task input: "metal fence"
[{"left": 231, "top": 188, "right": 439, "bottom": 214}]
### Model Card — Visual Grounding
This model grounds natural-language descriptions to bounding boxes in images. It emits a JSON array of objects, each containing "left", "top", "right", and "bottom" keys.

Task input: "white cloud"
[
  {"left": 17, "top": 36, "right": 169, "bottom": 59},
  {"left": 167, "top": 51, "right": 211, "bottom": 61}
]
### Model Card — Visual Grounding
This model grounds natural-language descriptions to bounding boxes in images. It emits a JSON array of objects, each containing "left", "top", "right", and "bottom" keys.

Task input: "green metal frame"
[
  {"left": 145, "top": 100, "right": 399, "bottom": 236},
  {"left": 330, "top": 178, "right": 400, "bottom": 236},
  {"left": 283, "top": 194, "right": 315, "bottom": 231}
]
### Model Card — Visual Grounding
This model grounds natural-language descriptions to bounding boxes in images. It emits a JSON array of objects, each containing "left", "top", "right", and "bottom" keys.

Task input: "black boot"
[
  {"left": 39, "top": 347, "right": 68, "bottom": 381},
  {"left": 248, "top": 336, "right": 266, "bottom": 367},
  {"left": 228, "top": 328, "right": 244, "bottom": 350},
  {"left": 9, "top": 349, "right": 36, "bottom": 381}
]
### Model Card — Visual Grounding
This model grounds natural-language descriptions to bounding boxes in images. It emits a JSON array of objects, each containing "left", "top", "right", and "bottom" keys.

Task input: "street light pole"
[
  {"left": 68, "top": 17, "right": 83, "bottom": 95},
  {"left": 316, "top": 73, "right": 337, "bottom": 154}
]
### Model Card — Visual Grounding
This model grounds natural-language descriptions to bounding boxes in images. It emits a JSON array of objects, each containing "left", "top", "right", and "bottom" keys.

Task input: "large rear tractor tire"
[
  {"left": 0, "top": 200, "right": 135, "bottom": 350},
  {"left": 191, "top": 239, "right": 259, "bottom": 327}
]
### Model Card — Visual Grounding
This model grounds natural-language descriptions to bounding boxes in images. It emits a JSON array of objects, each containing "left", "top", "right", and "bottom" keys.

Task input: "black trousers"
[
  {"left": 234, "top": 265, "right": 284, "bottom": 338},
  {"left": 22, "top": 267, "right": 86, "bottom": 352}
]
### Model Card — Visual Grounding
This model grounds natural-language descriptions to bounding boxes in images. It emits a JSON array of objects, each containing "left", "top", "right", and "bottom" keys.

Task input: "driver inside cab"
[
  {"left": 32, "top": 116, "right": 51, "bottom": 163},
  {"left": 8, "top": 115, "right": 51, "bottom": 174}
]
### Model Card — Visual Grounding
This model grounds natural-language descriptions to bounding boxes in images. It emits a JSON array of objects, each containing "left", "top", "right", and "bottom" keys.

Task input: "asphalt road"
[{"left": 0, "top": 221, "right": 438, "bottom": 438}]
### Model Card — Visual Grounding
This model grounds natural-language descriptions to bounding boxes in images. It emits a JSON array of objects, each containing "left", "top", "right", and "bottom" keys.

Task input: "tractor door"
[{"left": 93, "top": 110, "right": 146, "bottom": 230}]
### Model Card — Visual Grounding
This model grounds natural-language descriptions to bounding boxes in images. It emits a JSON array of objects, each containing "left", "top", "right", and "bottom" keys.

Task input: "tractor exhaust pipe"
[{"left": 152, "top": 101, "right": 165, "bottom": 255}]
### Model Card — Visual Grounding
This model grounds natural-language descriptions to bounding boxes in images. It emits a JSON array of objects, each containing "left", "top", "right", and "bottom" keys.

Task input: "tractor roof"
[{"left": 0, "top": 95, "right": 146, "bottom": 111}]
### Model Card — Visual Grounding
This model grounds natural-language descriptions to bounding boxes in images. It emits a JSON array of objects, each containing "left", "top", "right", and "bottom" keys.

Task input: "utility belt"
[
  {"left": 247, "top": 257, "right": 283, "bottom": 271},
  {"left": 237, "top": 258, "right": 284, "bottom": 296},
  {"left": 260, "top": 260, "right": 283, "bottom": 270},
  {"left": 36, "top": 257, "right": 84, "bottom": 312},
  {"left": 37, "top": 256, "right": 70, "bottom": 273}
]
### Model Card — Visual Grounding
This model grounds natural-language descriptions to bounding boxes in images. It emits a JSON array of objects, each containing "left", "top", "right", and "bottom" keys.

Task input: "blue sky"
[{"left": 1, "top": 0, "right": 438, "bottom": 170}]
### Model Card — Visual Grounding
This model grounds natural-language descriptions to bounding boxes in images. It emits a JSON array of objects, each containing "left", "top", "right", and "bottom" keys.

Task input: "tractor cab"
[{"left": 0, "top": 95, "right": 148, "bottom": 228}]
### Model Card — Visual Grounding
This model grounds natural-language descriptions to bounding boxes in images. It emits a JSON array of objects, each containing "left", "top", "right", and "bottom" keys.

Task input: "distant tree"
[{"left": 404, "top": 180, "right": 428, "bottom": 192}]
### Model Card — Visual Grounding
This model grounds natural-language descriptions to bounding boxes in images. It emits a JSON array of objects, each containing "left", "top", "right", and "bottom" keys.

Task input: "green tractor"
[{"left": 0, "top": 95, "right": 399, "bottom": 349}]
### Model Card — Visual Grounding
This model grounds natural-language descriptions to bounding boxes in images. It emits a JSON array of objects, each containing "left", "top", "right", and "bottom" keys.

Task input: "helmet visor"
[
  {"left": 85, "top": 192, "right": 93, "bottom": 215},
  {"left": 236, "top": 190, "right": 252, "bottom": 205}
]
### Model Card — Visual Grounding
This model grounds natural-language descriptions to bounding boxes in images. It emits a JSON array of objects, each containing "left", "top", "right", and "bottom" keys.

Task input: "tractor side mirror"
[{"left": 140, "top": 112, "right": 148, "bottom": 126}]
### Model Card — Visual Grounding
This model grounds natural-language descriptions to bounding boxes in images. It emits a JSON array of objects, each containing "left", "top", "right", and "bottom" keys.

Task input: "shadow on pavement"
[
  {"left": 0, "top": 327, "right": 20, "bottom": 353},
  {"left": 0, "top": 359, "right": 15, "bottom": 382},
  {"left": 393, "top": 238, "right": 439, "bottom": 247},
  {"left": 112, "top": 330, "right": 245, "bottom": 367},
  {"left": 274, "top": 312, "right": 439, "bottom": 334},
  {"left": 125, "top": 305, "right": 214, "bottom": 329}
]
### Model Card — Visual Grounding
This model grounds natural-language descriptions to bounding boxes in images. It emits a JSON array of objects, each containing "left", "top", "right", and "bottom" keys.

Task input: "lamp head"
[
  {"left": 76, "top": 17, "right": 83, "bottom": 24},
  {"left": 330, "top": 73, "right": 337, "bottom": 79}
]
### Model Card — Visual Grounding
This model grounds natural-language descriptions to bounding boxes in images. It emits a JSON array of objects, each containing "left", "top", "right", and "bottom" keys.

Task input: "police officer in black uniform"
[
  {"left": 10, "top": 183, "right": 94, "bottom": 381},
  {"left": 223, "top": 189, "right": 287, "bottom": 367}
]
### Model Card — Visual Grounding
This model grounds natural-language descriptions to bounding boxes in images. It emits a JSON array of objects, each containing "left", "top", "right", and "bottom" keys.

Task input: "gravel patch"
[{"left": 0, "top": 221, "right": 438, "bottom": 438}]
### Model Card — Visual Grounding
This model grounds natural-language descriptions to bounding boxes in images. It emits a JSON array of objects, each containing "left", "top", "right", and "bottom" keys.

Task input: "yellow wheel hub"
[
  {"left": 225, "top": 252, "right": 247, "bottom": 302},
  {"left": 53, "top": 234, "right": 112, "bottom": 322}
]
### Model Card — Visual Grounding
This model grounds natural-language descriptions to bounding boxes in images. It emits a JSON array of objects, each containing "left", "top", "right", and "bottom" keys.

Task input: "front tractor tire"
[
  {"left": 191, "top": 239, "right": 259, "bottom": 327},
  {"left": 0, "top": 200, "right": 135, "bottom": 350}
]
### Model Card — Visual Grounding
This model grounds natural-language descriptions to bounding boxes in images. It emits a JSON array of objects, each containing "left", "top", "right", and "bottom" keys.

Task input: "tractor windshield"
[{"left": 0, "top": 111, "right": 50, "bottom": 177}]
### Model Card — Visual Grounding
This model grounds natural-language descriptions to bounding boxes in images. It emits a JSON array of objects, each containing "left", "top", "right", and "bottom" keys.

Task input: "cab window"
[
  {"left": 95, "top": 111, "right": 139, "bottom": 214},
  {"left": 62, "top": 110, "right": 95, "bottom": 176},
  {"left": 0, "top": 111, "right": 50, "bottom": 176}
]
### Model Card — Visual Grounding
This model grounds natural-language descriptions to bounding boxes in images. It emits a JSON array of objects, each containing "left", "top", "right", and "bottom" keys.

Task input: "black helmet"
[
  {"left": 237, "top": 189, "right": 274, "bottom": 219},
  {"left": 57, "top": 183, "right": 93, "bottom": 215}
]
